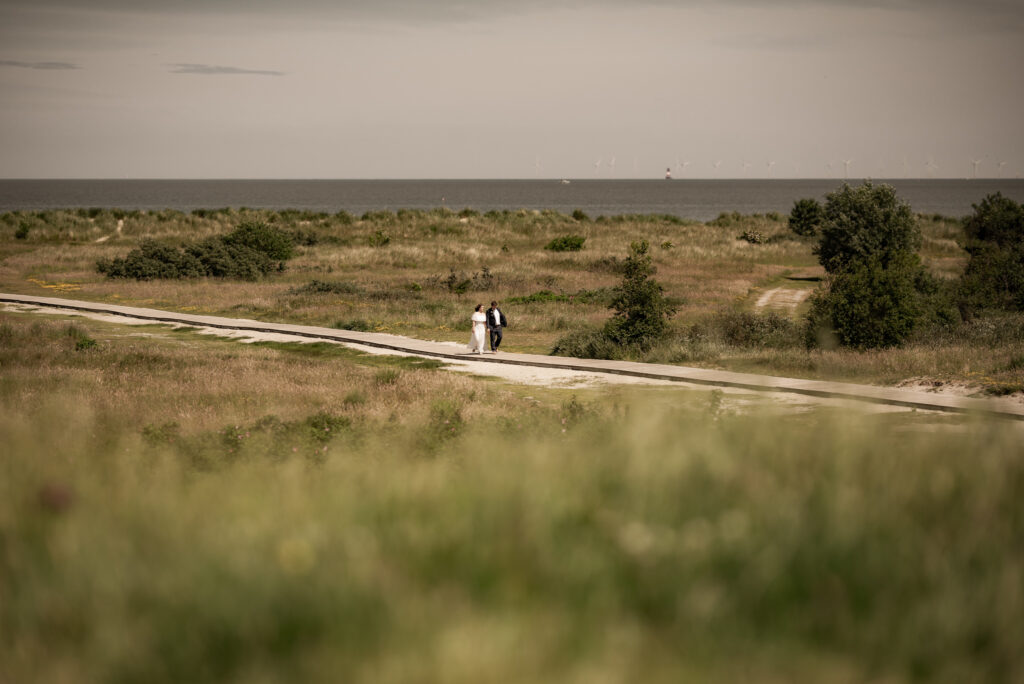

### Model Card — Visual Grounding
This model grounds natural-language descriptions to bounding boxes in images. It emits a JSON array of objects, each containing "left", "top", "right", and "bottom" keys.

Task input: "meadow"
[
  {"left": 2, "top": 207, "right": 1023, "bottom": 682},
  {"left": 2, "top": 206, "right": 1021, "bottom": 393}
]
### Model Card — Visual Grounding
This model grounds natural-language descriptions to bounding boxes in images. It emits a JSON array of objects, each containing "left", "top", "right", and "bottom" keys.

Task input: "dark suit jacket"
[{"left": 486, "top": 308, "right": 507, "bottom": 329}]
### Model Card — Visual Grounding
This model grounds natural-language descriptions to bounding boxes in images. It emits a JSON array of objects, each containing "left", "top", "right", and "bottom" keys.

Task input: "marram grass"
[{"left": 1, "top": 313, "right": 1023, "bottom": 683}]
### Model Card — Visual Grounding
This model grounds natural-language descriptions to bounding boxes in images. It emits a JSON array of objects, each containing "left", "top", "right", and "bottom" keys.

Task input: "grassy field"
[
  {"left": 4, "top": 206, "right": 1021, "bottom": 395},
  {"left": 2, "top": 207, "right": 1023, "bottom": 681},
  {"left": 1, "top": 310, "right": 1023, "bottom": 683}
]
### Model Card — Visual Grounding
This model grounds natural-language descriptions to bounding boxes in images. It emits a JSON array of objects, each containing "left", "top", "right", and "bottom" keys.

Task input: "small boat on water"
[{"left": 560, "top": 179, "right": 571, "bottom": 184}]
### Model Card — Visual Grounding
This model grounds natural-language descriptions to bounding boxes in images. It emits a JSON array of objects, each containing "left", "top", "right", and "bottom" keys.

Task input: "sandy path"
[
  {"left": 755, "top": 287, "right": 812, "bottom": 311},
  {"left": 3, "top": 294, "right": 1023, "bottom": 420}
]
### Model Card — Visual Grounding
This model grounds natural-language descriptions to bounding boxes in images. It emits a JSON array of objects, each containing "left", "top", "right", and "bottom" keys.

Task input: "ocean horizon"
[{"left": 3, "top": 178, "right": 1023, "bottom": 222}]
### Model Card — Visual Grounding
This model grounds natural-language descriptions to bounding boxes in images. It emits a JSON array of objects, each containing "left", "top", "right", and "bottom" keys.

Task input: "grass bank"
[{"left": 2, "top": 311, "right": 1023, "bottom": 682}]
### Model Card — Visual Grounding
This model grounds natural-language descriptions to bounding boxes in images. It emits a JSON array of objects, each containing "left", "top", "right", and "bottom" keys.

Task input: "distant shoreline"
[{"left": 3, "top": 178, "right": 1023, "bottom": 222}]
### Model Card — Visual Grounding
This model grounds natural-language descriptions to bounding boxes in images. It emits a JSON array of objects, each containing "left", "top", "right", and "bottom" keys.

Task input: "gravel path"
[{"left": 3, "top": 292, "right": 1023, "bottom": 421}]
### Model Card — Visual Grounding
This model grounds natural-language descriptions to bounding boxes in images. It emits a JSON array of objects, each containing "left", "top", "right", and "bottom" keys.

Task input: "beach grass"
[
  {"left": 2, "top": 311, "right": 1023, "bottom": 683},
  {"left": 4, "top": 206, "right": 1018, "bottom": 393}
]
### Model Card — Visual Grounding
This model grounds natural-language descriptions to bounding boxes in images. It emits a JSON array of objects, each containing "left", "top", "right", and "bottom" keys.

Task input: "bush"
[
  {"left": 788, "top": 198, "right": 823, "bottom": 237},
  {"left": 806, "top": 253, "right": 930, "bottom": 349},
  {"left": 550, "top": 328, "right": 621, "bottom": 359},
  {"left": 368, "top": 230, "right": 391, "bottom": 247},
  {"left": 815, "top": 182, "right": 920, "bottom": 274},
  {"left": 571, "top": 209, "right": 589, "bottom": 222},
  {"left": 962, "top": 192, "right": 1024, "bottom": 248},
  {"left": 958, "top": 193, "right": 1024, "bottom": 315},
  {"left": 604, "top": 240, "right": 676, "bottom": 350},
  {"left": 958, "top": 242, "right": 1024, "bottom": 314},
  {"left": 716, "top": 311, "right": 800, "bottom": 349},
  {"left": 15, "top": 223, "right": 29, "bottom": 240},
  {"left": 738, "top": 229, "right": 765, "bottom": 244},
  {"left": 223, "top": 221, "right": 295, "bottom": 260},
  {"left": 544, "top": 235, "right": 586, "bottom": 252},
  {"left": 97, "top": 223, "right": 294, "bottom": 281},
  {"left": 97, "top": 239, "right": 205, "bottom": 280}
]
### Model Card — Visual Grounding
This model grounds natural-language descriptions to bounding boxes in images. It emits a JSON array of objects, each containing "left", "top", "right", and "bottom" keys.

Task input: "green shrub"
[
  {"left": 958, "top": 193, "right": 1024, "bottom": 315},
  {"left": 815, "top": 182, "right": 920, "bottom": 274},
  {"left": 97, "top": 239, "right": 205, "bottom": 280},
  {"left": 571, "top": 209, "right": 589, "bottom": 222},
  {"left": 368, "top": 230, "right": 391, "bottom": 247},
  {"left": 185, "top": 237, "right": 275, "bottom": 280},
  {"left": 15, "top": 223, "right": 29, "bottom": 240},
  {"left": 550, "top": 328, "right": 621, "bottom": 359},
  {"left": 603, "top": 240, "right": 676, "bottom": 350},
  {"left": 963, "top": 192, "right": 1024, "bottom": 247},
  {"left": 544, "top": 235, "right": 586, "bottom": 252},
  {"left": 97, "top": 223, "right": 294, "bottom": 281},
  {"left": 958, "top": 242, "right": 1024, "bottom": 314},
  {"left": 738, "top": 229, "right": 765, "bottom": 244},
  {"left": 715, "top": 311, "right": 801, "bottom": 348},
  {"left": 806, "top": 253, "right": 930, "bottom": 349},
  {"left": 223, "top": 221, "right": 295, "bottom": 260},
  {"left": 788, "top": 198, "right": 823, "bottom": 237}
]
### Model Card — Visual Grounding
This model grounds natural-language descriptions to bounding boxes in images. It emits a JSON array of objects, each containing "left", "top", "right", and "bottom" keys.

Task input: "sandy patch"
[{"left": 755, "top": 287, "right": 811, "bottom": 311}]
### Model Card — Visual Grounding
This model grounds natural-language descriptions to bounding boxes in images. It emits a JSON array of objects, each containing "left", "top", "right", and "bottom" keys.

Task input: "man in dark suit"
[{"left": 486, "top": 300, "right": 507, "bottom": 352}]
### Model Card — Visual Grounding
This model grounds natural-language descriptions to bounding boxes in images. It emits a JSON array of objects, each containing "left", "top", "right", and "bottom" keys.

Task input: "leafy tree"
[
  {"left": 962, "top": 192, "right": 1024, "bottom": 247},
  {"left": 788, "top": 198, "right": 823, "bottom": 237},
  {"left": 815, "top": 181, "right": 920, "bottom": 274},
  {"left": 958, "top": 193, "right": 1024, "bottom": 314},
  {"left": 806, "top": 253, "right": 928, "bottom": 349},
  {"left": 603, "top": 240, "right": 675, "bottom": 349}
]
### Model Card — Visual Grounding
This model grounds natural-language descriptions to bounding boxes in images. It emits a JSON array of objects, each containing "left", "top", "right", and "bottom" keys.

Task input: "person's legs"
[{"left": 491, "top": 326, "right": 503, "bottom": 351}]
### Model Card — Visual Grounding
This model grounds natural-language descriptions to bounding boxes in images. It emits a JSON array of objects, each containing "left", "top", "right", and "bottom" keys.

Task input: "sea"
[{"left": 2, "top": 179, "right": 1023, "bottom": 223}]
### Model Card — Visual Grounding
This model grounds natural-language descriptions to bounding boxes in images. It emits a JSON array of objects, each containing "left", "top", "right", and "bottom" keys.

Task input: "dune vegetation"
[
  {"left": 2, "top": 202, "right": 1023, "bottom": 682},
  {"left": 1, "top": 203, "right": 1022, "bottom": 393}
]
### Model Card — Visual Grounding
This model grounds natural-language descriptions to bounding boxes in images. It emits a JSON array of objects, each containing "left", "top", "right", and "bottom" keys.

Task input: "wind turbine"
[
  {"left": 593, "top": 158, "right": 602, "bottom": 176},
  {"left": 676, "top": 158, "right": 690, "bottom": 176},
  {"left": 902, "top": 156, "right": 910, "bottom": 178},
  {"left": 970, "top": 158, "right": 982, "bottom": 179},
  {"left": 842, "top": 159, "right": 853, "bottom": 179},
  {"left": 741, "top": 160, "right": 752, "bottom": 176},
  {"left": 712, "top": 160, "right": 722, "bottom": 176},
  {"left": 534, "top": 156, "right": 542, "bottom": 178},
  {"left": 766, "top": 160, "right": 776, "bottom": 178},
  {"left": 826, "top": 161, "right": 834, "bottom": 177},
  {"left": 608, "top": 156, "right": 616, "bottom": 176},
  {"left": 925, "top": 158, "right": 939, "bottom": 178},
  {"left": 998, "top": 161, "right": 1008, "bottom": 178}
]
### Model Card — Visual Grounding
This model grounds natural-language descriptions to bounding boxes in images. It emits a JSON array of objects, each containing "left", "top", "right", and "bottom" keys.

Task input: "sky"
[{"left": 1, "top": 0, "right": 1022, "bottom": 179}]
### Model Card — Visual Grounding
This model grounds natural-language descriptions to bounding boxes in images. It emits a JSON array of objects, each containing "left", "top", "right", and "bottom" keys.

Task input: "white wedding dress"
[{"left": 468, "top": 311, "right": 487, "bottom": 353}]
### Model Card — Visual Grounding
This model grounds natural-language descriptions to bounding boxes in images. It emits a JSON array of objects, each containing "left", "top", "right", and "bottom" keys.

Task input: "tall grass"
[{"left": 2, "top": 311, "right": 1023, "bottom": 682}]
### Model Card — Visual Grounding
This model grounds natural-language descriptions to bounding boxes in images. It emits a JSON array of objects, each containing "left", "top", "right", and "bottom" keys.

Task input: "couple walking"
[{"left": 469, "top": 301, "right": 507, "bottom": 354}]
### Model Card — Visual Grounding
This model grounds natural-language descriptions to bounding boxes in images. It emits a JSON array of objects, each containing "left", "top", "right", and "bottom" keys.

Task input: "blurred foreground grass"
[{"left": 1, "top": 312, "right": 1023, "bottom": 683}]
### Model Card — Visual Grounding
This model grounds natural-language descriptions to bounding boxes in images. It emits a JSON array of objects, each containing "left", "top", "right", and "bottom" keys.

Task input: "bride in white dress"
[{"left": 468, "top": 304, "right": 487, "bottom": 354}]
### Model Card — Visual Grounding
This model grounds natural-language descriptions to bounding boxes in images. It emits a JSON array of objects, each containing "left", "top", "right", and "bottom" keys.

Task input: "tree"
[
  {"left": 805, "top": 182, "right": 950, "bottom": 349},
  {"left": 958, "top": 193, "right": 1024, "bottom": 314},
  {"left": 815, "top": 181, "right": 920, "bottom": 274},
  {"left": 788, "top": 198, "right": 823, "bottom": 237},
  {"left": 962, "top": 192, "right": 1024, "bottom": 248},
  {"left": 806, "top": 252, "right": 928, "bottom": 349},
  {"left": 603, "top": 240, "right": 675, "bottom": 349}
]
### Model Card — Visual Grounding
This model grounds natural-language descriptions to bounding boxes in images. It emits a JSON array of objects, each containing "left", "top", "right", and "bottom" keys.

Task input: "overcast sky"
[{"left": 1, "top": 0, "right": 1022, "bottom": 179}]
